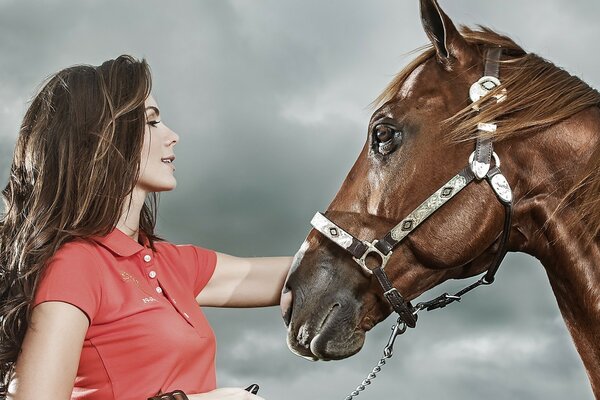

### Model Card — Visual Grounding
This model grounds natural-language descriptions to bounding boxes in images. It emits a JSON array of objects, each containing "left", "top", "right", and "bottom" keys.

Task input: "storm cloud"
[{"left": 1, "top": 1, "right": 598, "bottom": 399}]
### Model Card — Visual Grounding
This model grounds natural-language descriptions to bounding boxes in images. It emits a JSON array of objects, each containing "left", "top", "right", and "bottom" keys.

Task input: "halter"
[{"left": 310, "top": 47, "right": 513, "bottom": 330}]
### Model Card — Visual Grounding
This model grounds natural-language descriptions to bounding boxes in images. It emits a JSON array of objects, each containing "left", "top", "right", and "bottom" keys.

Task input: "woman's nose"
[
  {"left": 171, "top": 129, "right": 180, "bottom": 144},
  {"left": 163, "top": 123, "right": 179, "bottom": 145}
]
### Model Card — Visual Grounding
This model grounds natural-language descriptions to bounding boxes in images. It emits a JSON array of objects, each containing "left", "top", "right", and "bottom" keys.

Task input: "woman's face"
[{"left": 136, "top": 94, "right": 180, "bottom": 194}]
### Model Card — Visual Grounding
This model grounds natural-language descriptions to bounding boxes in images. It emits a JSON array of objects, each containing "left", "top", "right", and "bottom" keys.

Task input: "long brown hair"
[
  {"left": 0, "top": 54, "right": 164, "bottom": 393},
  {"left": 374, "top": 26, "right": 600, "bottom": 241}
]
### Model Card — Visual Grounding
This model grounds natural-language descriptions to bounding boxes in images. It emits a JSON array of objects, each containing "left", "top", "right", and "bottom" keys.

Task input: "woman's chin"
[
  {"left": 139, "top": 179, "right": 177, "bottom": 193},
  {"left": 158, "top": 181, "right": 177, "bottom": 192}
]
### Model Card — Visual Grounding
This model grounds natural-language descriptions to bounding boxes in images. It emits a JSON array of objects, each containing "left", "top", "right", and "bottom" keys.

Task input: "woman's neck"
[{"left": 116, "top": 187, "right": 147, "bottom": 242}]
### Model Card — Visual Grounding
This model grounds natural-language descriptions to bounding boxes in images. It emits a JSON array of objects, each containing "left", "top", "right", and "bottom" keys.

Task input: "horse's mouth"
[{"left": 286, "top": 303, "right": 367, "bottom": 361}]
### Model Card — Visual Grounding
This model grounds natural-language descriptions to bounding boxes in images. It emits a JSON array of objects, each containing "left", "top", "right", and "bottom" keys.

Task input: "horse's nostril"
[{"left": 280, "top": 286, "right": 293, "bottom": 327}]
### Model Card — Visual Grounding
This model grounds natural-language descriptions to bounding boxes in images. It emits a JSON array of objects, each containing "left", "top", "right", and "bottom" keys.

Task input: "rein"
[{"left": 309, "top": 48, "right": 514, "bottom": 399}]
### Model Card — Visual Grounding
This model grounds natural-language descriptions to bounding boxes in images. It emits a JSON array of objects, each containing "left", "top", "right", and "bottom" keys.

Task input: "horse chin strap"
[{"left": 310, "top": 47, "right": 513, "bottom": 330}]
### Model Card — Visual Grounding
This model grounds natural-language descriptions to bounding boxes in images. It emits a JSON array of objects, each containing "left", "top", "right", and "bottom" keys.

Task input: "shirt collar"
[{"left": 90, "top": 227, "right": 150, "bottom": 257}]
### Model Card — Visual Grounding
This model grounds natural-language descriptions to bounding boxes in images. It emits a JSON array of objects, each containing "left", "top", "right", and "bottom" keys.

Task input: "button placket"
[
  {"left": 138, "top": 251, "right": 193, "bottom": 327},
  {"left": 155, "top": 279, "right": 195, "bottom": 328},
  {"left": 141, "top": 251, "right": 163, "bottom": 297}
]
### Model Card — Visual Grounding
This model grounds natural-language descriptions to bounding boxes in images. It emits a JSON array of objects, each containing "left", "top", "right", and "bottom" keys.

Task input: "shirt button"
[
  {"left": 149, "top": 271, "right": 157, "bottom": 279},
  {"left": 183, "top": 312, "right": 189, "bottom": 319},
  {"left": 143, "top": 254, "right": 152, "bottom": 262},
  {"left": 156, "top": 287, "right": 163, "bottom": 294}
]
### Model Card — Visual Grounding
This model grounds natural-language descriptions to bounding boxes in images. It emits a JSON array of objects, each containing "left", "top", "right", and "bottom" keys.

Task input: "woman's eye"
[{"left": 148, "top": 120, "right": 161, "bottom": 127}]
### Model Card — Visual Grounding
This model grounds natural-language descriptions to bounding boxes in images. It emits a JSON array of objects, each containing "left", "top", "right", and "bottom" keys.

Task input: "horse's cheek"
[{"left": 408, "top": 195, "right": 504, "bottom": 268}]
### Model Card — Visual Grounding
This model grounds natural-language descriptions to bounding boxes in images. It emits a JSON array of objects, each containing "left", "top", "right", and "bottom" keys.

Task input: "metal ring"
[
  {"left": 352, "top": 240, "right": 391, "bottom": 276},
  {"left": 468, "top": 151, "right": 500, "bottom": 169}
]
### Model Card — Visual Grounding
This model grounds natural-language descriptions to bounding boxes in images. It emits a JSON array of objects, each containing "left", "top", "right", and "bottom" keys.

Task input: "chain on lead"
[
  {"left": 343, "top": 274, "right": 492, "bottom": 400},
  {"left": 344, "top": 319, "right": 406, "bottom": 400}
]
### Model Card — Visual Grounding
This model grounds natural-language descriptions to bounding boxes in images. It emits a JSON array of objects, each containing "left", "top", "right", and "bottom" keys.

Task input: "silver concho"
[
  {"left": 471, "top": 160, "right": 490, "bottom": 180},
  {"left": 469, "top": 76, "right": 507, "bottom": 110},
  {"left": 468, "top": 151, "right": 500, "bottom": 180},
  {"left": 490, "top": 173, "right": 512, "bottom": 204}
]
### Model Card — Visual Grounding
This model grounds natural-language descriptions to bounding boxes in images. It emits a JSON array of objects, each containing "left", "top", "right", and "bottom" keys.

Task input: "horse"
[{"left": 280, "top": 0, "right": 600, "bottom": 396}]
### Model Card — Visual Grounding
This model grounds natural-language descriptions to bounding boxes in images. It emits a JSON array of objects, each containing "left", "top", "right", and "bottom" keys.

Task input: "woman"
[{"left": 0, "top": 55, "right": 292, "bottom": 400}]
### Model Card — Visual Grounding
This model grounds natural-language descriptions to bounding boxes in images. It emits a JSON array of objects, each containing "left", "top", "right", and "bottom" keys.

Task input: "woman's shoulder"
[
  {"left": 153, "top": 240, "right": 215, "bottom": 258},
  {"left": 45, "top": 238, "right": 103, "bottom": 270},
  {"left": 152, "top": 240, "right": 217, "bottom": 295},
  {"left": 34, "top": 238, "right": 104, "bottom": 322}
]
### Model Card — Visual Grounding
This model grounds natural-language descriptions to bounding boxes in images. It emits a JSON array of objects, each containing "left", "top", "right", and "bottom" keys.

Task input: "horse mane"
[{"left": 374, "top": 26, "right": 600, "bottom": 241}]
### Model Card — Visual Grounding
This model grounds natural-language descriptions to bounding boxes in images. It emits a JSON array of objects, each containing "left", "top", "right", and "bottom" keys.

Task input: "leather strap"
[
  {"left": 372, "top": 267, "right": 417, "bottom": 328},
  {"left": 471, "top": 47, "right": 502, "bottom": 178},
  {"left": 483, "top": 166, "right": 513, "bottom": 283},
  {"left": 484, "top": 47, "right": 502, "bottom": 78},
  {"left": 471, "top": 137, "right": 493, "bottom": 179}
]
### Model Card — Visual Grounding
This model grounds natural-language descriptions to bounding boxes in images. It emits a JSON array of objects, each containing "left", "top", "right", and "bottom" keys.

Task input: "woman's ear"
[{"left": 419, "top": 0, "right": 475, "bottom": 70}]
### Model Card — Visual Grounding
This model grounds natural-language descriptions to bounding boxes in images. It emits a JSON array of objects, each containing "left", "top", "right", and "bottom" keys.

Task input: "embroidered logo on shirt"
[
  {"left": 120, "top": 271, "right": 160, "bottom": 304},
  {"left": 142, "top": 297, "right": 158, "bottom": 304},
  {"left": 120, "top": 271, "right": 140, "bottom": 285}
]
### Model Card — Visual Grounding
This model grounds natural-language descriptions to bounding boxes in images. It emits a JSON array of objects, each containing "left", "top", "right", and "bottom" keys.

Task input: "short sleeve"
[
  {"left": 175, "top": 244, "right": 217, "bottom": 296},
  {"left": 31, "top": 243, "right": 102, "bottom": 324}
]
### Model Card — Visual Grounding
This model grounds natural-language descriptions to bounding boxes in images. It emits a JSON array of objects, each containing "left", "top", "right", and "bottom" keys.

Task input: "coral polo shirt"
[{"left": 31, "top": 228, "right": 218, "bottom": 400}]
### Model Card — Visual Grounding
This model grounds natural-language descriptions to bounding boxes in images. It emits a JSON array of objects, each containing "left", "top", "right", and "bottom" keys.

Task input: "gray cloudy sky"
[{"left": 1, "top": 1, "right": 599, "bottom": 399}]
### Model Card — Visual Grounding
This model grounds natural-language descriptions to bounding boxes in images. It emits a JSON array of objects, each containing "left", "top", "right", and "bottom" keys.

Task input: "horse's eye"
[
  {"left": 374, "top": 125, "right": 395, "bottom": 143},
  {"left": 372, "top": 124, "right": 400, "bottom": 155}
]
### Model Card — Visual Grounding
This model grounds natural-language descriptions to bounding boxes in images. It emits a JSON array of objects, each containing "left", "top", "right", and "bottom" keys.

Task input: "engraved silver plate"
[
  {"left": 390, "top": 174, "right": 468, "bottom": 242},
  {"left": 311, "top": 212, "right": 354, "bottom": 249},
  {"left": 469, "top": 76, "right": 506, "bottom": 111},
  {"left": 471, "top": 160, "right": 490, "bottom": 180},
  {"left": 469, "top": 76, "right": 501, "bottom": 103},
  {"left": 468, "top": 151, "right": 501, "bottom": 179},
  {"left": 490, "top": 174, "right": 512, "bottom": 203}
]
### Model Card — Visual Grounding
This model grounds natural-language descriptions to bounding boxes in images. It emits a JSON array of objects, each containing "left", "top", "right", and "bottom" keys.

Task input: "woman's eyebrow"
[{"left": 145, "top": 106, "right": 160, "bottom": 117}]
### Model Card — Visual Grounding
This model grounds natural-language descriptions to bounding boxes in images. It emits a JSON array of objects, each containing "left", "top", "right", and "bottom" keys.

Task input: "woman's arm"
[
  {"left": 196, "top": 254, "right": 292, "bottom": 307},
  {"left": 8, "top": 302, "right": 88, "bottom": 400}
]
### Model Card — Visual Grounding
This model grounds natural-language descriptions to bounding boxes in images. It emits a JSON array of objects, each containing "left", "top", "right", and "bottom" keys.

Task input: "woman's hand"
[{"left": 187, "top": 387, "right": 265, "bottom": 400}]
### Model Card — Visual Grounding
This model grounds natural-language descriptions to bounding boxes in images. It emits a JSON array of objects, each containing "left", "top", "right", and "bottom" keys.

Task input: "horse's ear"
[{"left": 419, "top": 0, "right": 473, "bottom": 69}]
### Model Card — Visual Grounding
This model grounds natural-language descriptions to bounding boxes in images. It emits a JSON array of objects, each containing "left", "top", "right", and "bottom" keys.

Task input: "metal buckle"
[
  {"left": 468, "top": 151, "right": 500, "bottom": 180},
  {"left": 352, "top": 240, "right": 391, "bottom": 276}
]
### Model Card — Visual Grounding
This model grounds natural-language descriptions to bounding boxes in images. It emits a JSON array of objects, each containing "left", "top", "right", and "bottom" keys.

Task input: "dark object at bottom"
[
  {"left": 245, "top": 384, "right": 260, "bottom": 395},
  {"left": 148, "top": 389, "right": 189, "bottom": 400}
]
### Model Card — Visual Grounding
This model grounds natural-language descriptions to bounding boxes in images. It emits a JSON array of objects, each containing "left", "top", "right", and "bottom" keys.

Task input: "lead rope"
[
  {"left": 344, "top": 318, "right": 406, "bottom": 400},
  {"left": 343, "top": 273, "right": 493, "bottom": 400}
]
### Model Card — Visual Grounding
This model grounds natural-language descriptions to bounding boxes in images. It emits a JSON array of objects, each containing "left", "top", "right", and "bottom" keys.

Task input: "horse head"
[{"left": 280, "top": 0, "right": 600, "bottom": 368}]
